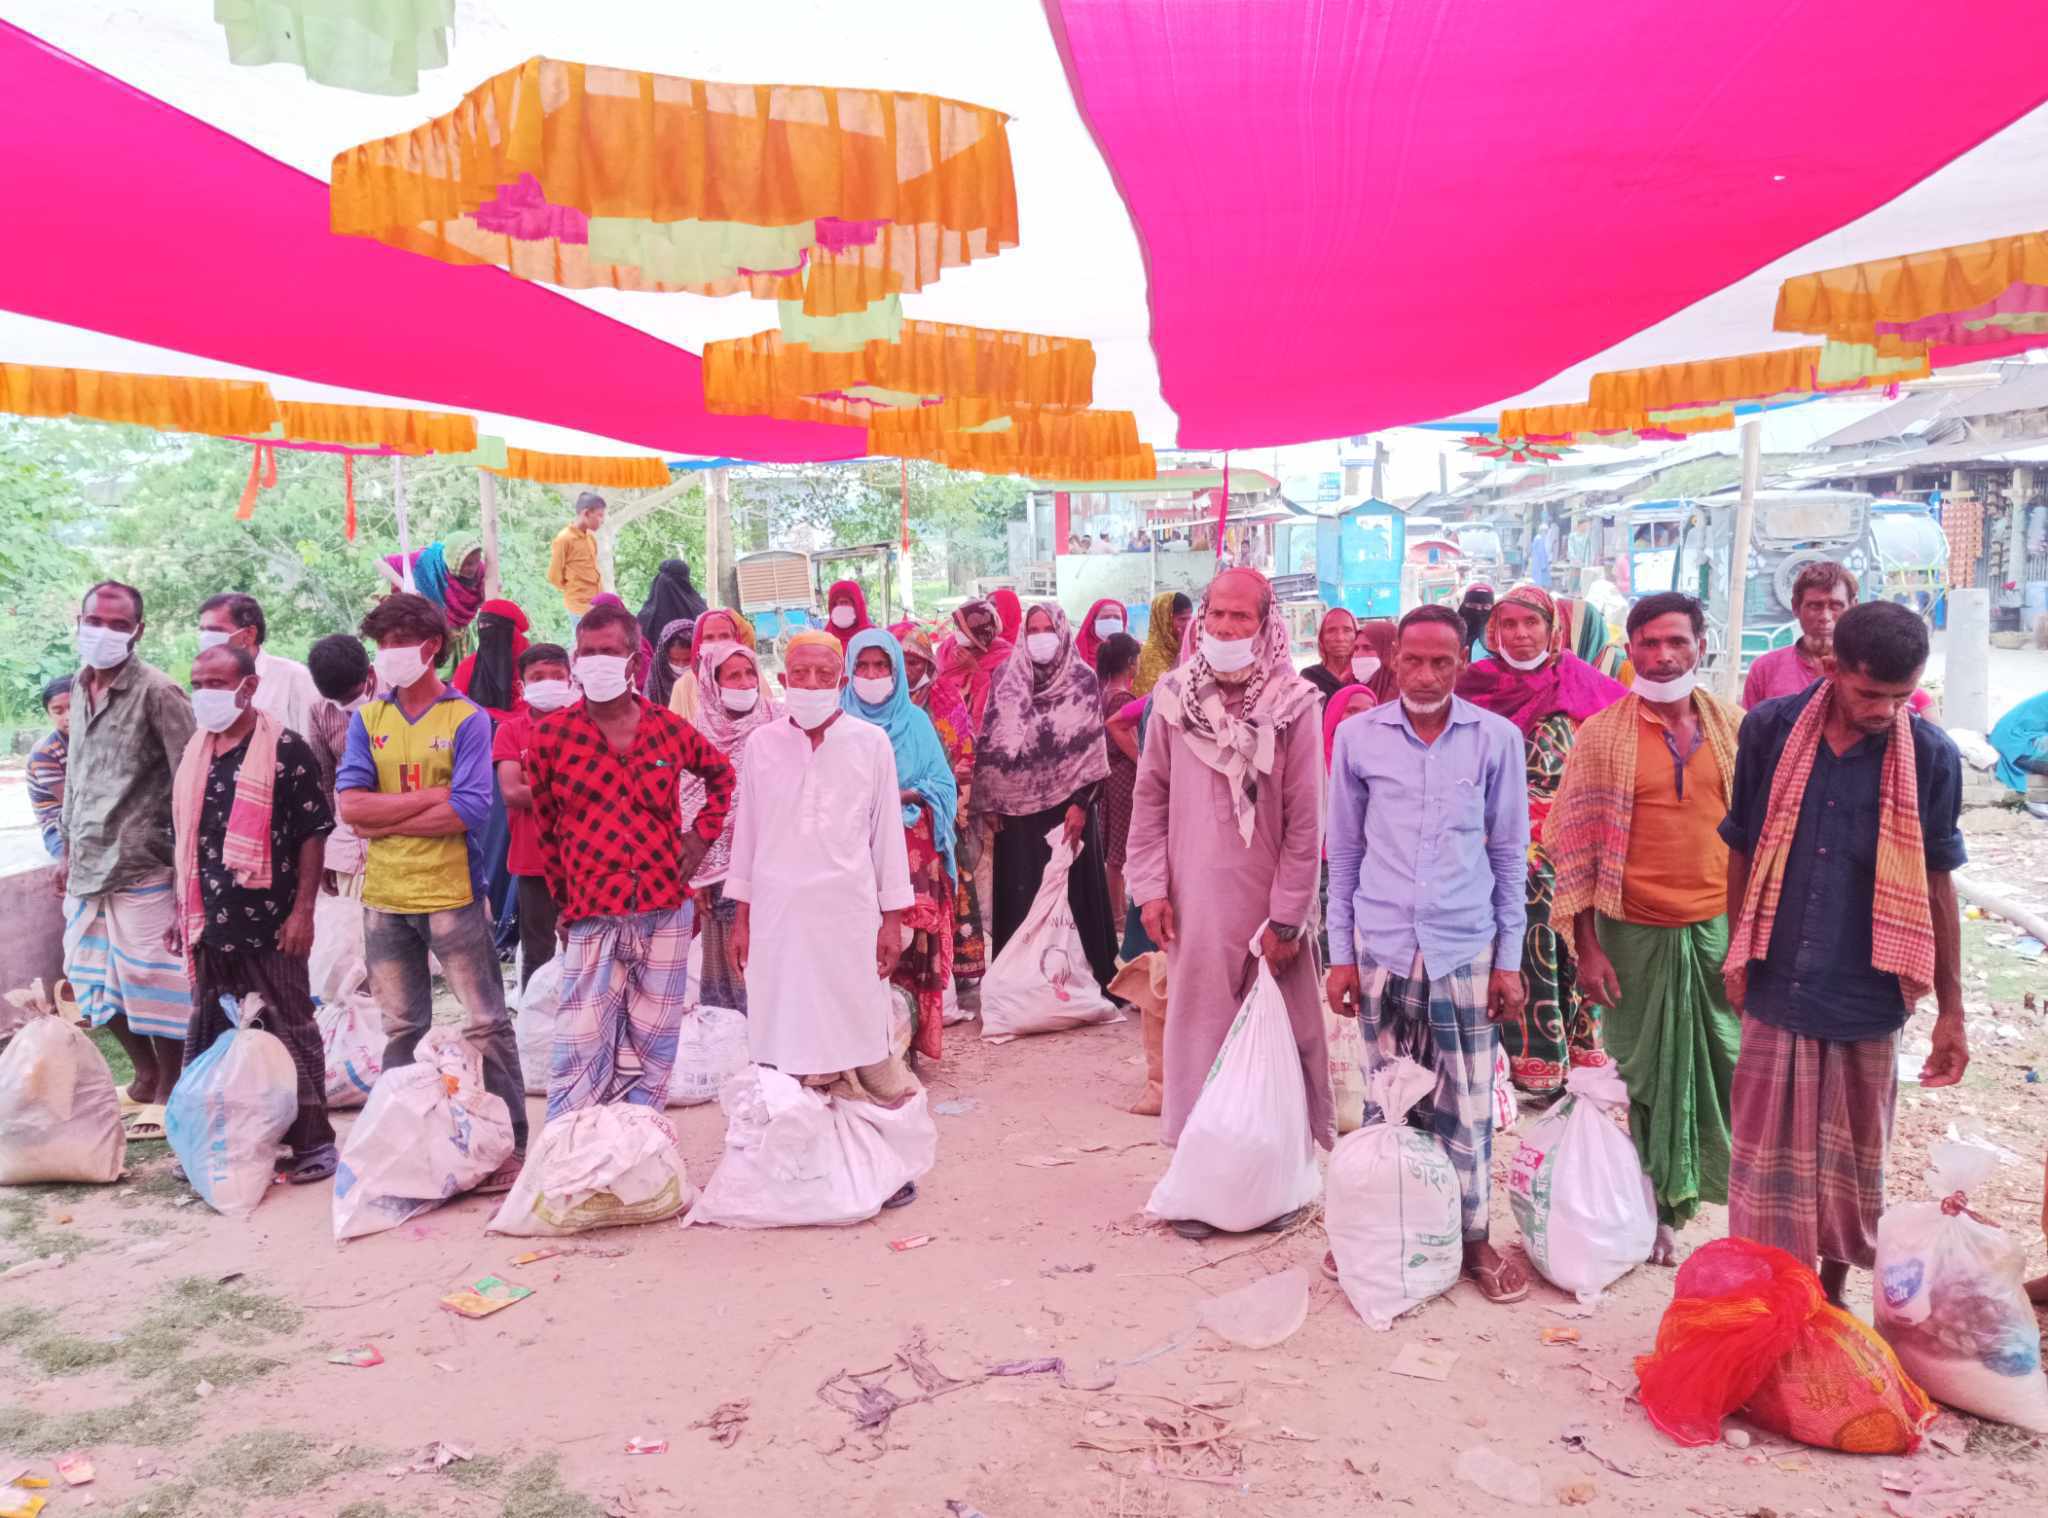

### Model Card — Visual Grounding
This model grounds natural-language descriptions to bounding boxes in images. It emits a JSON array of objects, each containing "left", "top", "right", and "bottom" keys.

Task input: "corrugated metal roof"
[{"left": 1817, "top": 362, "right": 2048, "bottom": 447}]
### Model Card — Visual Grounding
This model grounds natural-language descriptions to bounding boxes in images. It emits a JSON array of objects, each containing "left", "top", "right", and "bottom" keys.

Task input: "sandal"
[
  {"left": 475, "top": 1154, "right": 525, "bottom": 1194},
  {"left": 279, "top": 1145, "right": 339, "bottom": 1186},
  {"left": 1464, "top": 1251, "right": 1530, "bottom": 1305},
  {"left": 881, "top": 1182, "right": 918, "bottom": 1210},
  {"left": 1256, "top": 1205, "right": 1310, "bottom": 1234},
  {"left": 1170, "top": 1218, "right": 1216, "bottom": 1240},
  {"left": 1321, "top": 1251, "right": 1340, "bottom": 1282},
  {"left": 125, "top": 1105, "right": 168, "bottom": 1142}
]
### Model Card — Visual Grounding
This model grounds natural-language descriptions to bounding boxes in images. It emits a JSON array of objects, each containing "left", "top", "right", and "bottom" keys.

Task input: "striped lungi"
[
  {"left": 548, "top": 902, "right": 693, "bottom": 1119},
  {"left": 1727, "top": 1015, "right": 1897, "bottom": 1270},
  {"left": 62, "top": 875, "right": 191, "bottom": 1040}
]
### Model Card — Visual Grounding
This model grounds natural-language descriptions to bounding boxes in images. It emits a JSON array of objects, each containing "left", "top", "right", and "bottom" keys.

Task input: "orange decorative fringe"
[
  {"left": 277, "top": 401, "right": 477, "bottom": 455},
  {"left": 1, "top": 363, "right": 279, "bottom": 438},
  {"left": 330, "top": 57, "right": 1018, "bottom": 316},
  {"left": 489, "top": 449, "right": 671, "bottom": 488},
  {"left": 237, "top": 443, "right": 278, "bottom": 519},
  {"left": 868, "top": 401, "right": 1154, "bottom": 480},
  {"left": 1774, "top": 229, "right": 2048, "bottom": 344}
]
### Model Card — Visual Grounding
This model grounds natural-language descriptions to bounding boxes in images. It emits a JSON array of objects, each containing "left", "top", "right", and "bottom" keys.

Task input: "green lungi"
[{"left": 1595, "top": 913, "right": 1742, "bottom": 1228}]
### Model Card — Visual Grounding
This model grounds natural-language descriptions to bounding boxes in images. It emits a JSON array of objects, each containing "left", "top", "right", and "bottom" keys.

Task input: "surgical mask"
[
  {"left": 374, "top": 644, "right": 430, "bottom": 690},
  {"left": 76, "top": 622, "right": 134, "bottom": 670},
  {"left": 1025, "top": 632, "right": 1060, "bottom": 663},
  {"left": 523, "top": 679, "right": 574, "bottom": 712},
  {"left": 574, "top": 654, "right": 633, "bottom": 703},
  {"left": 719, "top": 685, "right": 760, "bottom": 715},
  {"left": 785, "top": 686, "right": 839, "bottom": 728},
  {"left": 1498, "top": 646, "right": 1550, "bottom": 672},
  {"left": 1630, "top": 668, "right": 1698, "bottom": 703},
  {"left": 1350, "top": 654, "right": 1382, "bottom": 683},
  {"left": 190, "top": 685, "right": 247, "bottom": 733},
  {"left": 911, "top": 672, "right": 932, "bottom": 694},
  {"left": 1199, "top": 630, "right": 1256, "bottom": 673},
  {"left": 1402, "top": 693, "right": 1452, "bottom": 717},
  {"left": 852, "top": 675, "right": 895, "bottom": 706},
  {"left": 196, "top": 628, "right": 232, "bottom": 653},
  {"left": 829, "top": 605, "right": 857, "bottom": 629},
  {"left": 1092, "top": 616, "right": 1124, "bottom": 640}
]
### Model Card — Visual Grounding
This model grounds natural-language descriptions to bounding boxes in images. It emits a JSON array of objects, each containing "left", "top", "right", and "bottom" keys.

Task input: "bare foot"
[
  {"left": 1648, "top": 1224, "right": 1679, "bottom": 1266},
  {"left": 2026, "top": 1274, "right": 2048, "bottom": 1308},
  {"left": 1462, "top": 1240, "right": 1529, "bottom": 1304}
]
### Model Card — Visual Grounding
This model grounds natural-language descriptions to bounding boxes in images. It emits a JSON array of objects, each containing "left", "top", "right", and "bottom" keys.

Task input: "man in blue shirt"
[
  {"left": 1326, "top": 604, "right": 1532, "bottom": 1304},
  {"left": 1720, "top": 601, "right": 1967, "bottom": 1306}
]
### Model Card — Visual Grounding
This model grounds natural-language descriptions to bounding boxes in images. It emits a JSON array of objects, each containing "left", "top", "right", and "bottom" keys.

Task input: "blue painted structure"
[{"left": 1314, "top": 497, "right": 1404, "bottom": 618}]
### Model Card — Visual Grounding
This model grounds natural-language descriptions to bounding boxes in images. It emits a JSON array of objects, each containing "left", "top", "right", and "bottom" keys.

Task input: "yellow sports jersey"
[{"left": 337, "top": 689, "right": 489, "bottom": 915}]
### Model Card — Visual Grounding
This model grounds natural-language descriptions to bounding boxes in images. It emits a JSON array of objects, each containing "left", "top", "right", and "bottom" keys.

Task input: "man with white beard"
[
  {"left": 1325, "top": 603, "right": 1531, "bottom": 1304},
  {"left": 1543, "top": 591, "right": 1744, "bottom": 1267}
]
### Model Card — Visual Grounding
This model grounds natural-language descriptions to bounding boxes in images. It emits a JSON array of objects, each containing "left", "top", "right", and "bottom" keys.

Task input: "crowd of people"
[{"left": 28, "top": 488, "right": 2008, "bottom": 1313}]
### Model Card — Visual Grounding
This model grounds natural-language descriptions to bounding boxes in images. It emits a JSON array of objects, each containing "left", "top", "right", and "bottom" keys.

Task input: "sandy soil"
[{"left": 5, "top": 821, "right": 2047, "bottom": 1518}]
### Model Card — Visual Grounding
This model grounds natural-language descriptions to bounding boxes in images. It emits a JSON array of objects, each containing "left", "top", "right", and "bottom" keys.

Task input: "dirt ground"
[{"left": 5, "top": 817, "right": 2048, "bottom": 1518}]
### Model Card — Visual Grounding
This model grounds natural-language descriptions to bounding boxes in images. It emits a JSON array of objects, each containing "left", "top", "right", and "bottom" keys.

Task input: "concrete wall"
[{"left": 0, "top": 863, "right": 68, "bottom": 994}]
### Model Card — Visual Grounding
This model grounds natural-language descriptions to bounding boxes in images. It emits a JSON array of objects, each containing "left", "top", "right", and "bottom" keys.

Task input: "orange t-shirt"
[{"left": 1620, "top": 705, "right": 1729, "bottom": 927}]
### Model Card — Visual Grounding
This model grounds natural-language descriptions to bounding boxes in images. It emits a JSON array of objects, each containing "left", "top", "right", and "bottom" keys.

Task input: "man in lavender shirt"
[{"left": 1325, "top": 603, "right": 1532, "bottom": 1304}]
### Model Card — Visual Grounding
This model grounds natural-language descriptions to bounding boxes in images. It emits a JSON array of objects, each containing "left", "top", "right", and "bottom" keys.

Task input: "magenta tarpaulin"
[
  {"left": 1045, "top": 0, "right": 2048, "bottom": 448},
  {"left": 0, "top": 23, "right": 863, "bottom": 465}
]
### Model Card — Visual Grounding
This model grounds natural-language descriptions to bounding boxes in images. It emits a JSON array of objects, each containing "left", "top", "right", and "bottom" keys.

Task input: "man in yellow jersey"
[
  {"left": 547, "top": 492, "right": 606, "bottom": 635},
  {"left": 337, "top": 593, "right": 526, "bottom": 1188}
]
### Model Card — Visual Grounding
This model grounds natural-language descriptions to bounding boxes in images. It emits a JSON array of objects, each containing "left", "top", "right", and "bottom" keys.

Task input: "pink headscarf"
[
  {"left": 1321, "top": 682, "right": 1377, "bottom": 770},
  {"left": 1455, "top": 583, "right": 1627, "bottom": 738}
]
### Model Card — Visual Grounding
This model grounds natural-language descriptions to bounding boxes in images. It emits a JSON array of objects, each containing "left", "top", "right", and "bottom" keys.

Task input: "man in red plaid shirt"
[{"left": 525, "top": 601, "right": 735, "bottom": 1116}]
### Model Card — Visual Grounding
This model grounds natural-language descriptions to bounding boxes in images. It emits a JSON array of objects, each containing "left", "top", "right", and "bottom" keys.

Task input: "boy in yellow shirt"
[{"left": 546, "top": 492, "right": 607, "bottom": 633}]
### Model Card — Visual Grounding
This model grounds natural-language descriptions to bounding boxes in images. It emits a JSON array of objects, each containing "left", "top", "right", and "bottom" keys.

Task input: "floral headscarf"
[{"left": 973, "top": 602, "right": 1107, "bottom": 818}]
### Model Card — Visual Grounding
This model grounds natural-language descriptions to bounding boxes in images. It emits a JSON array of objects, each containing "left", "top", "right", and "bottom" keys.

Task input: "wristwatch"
[{"left": 1270, "top": 923, "right": 1302, "bottom": 943}]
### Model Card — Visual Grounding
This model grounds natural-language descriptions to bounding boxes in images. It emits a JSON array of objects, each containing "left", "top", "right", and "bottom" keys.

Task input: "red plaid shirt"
[{"left": 525, "top": 698, "right": 735, "bottom": 924}]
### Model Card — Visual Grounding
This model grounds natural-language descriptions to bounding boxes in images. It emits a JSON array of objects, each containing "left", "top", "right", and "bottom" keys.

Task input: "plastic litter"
[
  {"left": 440, "top": 1276, "right": 533, "bottom": 1319},
  {"left": 1454, "top": 1445, "right": 1542, "bottom": 1506},
  {"left": 1194, "top": 1268, "right": 1310, "bottom": 1349}
]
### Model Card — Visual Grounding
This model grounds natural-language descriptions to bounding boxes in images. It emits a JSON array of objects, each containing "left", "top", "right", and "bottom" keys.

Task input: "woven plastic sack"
[
  {"left": 1875, "top": 1142, "right": 2048, "bottom": 1431},
  {"left": 979, "top": 825, "right": 1120, "bottom": 1040},
  {"left": 1506, "top": 1063, "right": 1656, "bottom": 1300},
  {"left": 165, "top": 994, "right": 298, "bottom": 1218},
  {"left": 1325, "top": 1057, "right": 1462, "bottom": 1329},
  {"left": 1145, "top": 945, "right": 1319, "bottom": 1233},
  {"left": 0, "top": 1012, "right": 126, "bottom": 1185},
  {"left": 314, "top": 990, "right": 383, "bottom": 1109},
  {"left": 487, "top": 1105, "right": 693, "bottom": 1236},
  {"left": 666, "top": 1005, "right": 749, "bottom": 1107},
  {"left": 1637, "top": 1236, "right": 1933, "bottom": 1452},
  {"left": 515, "top": 956, "right": 563, "bottom": 1096}
]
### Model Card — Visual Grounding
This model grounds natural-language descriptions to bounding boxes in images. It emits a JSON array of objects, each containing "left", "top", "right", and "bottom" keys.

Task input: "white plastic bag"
[
  {"left": 666, "top": 1005, "right": 749, "bottom": 1107},
  {"left": 0, "top": 1013, "right": 126, "bottom": 1185},
  {"left": 1327, "top": 1007, "right": 1367, "bottom": 1135},
  {"left": 1491, "top": 1045, "right": 1517, "bottom": 1135},
  {"left": 315, "top": 991, "right": 383, "bottom": 1109},
  {"left": 1875, "top": 1141, "right": 2048, "bottom": 1431},
  {"left": 516, "top": 956, "right": 564, "bottom": 1096},
  {"left": 487, "top": 1105, "right": 694, "bottom": 1236},
  {"left": 1325, "top": 1057, "right": 1461, "bottom": 1329},
  {"left": 332, "top": 1026, "right": 516, "bottom": 1241},
  {"left": 165, "top": 994, "right": 298, "bottom": 1218},
  {"left": 307, "top": 888, "right": 366, "bottom": 1005},
  {"left": 1145, "top": 947, "right": 1319, "bottom": 1233},
  {"left": 940, "top": 977, "right": 971, "bottom": 1026},
  {"left": 687, "top": 1067, "right": 938, "bottom": 1229},
  {"left": 979, "top": 824, "right": 1121, "bottom": 1040},
  {"left": 1506, "top": 1063, "right": 1656, "bottom": 1301}
]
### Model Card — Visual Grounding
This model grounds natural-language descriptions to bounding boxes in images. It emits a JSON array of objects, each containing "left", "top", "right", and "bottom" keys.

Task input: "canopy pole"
[
  {"left": 1717, "top": 420, "right": 1761, "bottom": 702},
  {"left": 479, "top": 469, "right": 501, "bottom": 598},
  {"left": 703, "top": 467, "right": 727, "bottom": 610},
  {"left": 392, "top": 456, "right": 416, "bottom": 592},
  {"left": 899, "top": 457, "right": 916, "bottom": 617}
]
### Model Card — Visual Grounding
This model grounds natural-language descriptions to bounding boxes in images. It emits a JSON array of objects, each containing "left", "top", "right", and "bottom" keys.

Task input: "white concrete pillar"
[{"left": 1945, "top": 586, "right": 1992, "bottom": 733}]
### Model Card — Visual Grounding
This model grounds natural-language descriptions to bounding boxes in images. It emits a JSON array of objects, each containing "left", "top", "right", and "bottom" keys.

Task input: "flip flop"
[
  {"left": 125, "top": 1105, "right": 168, "bottom": 1142},
  {"left": 1321, "top": 1251, "right": 1340, "bottom": 1282},
  {"left": 279, "top": 1146, "right": 339, "bottom": 1186},
  {"left": 1464, "top": 1254, "right": 1530, "bottom": 1305},
  {"left": 474, "top": 1154, "right": 525, "bottom": 1194}
]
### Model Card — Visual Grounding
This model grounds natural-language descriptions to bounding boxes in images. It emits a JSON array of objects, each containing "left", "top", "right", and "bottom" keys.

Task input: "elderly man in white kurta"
[{"left": 726, "top": 631, "right": 918, "bottom": 1115}]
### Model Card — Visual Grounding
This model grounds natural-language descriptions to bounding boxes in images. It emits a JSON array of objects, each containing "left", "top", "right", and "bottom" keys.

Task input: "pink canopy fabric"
[
  {"left": 1046, "top": 0, "right": 2048, "bottom": 448},
  {"left": 0, "top": 23, "right": 861, "bottom": 464}
]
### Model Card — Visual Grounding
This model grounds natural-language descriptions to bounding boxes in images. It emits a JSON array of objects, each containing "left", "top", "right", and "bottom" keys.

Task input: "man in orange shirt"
[
  {"left": 1542, "top": 592, "right": 1743, "bottom": 1267},
  {"left": 546, "top": 492, "right": 607, "bottom": 634}
]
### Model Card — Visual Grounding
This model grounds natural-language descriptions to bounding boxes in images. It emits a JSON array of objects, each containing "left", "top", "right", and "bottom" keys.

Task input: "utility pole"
[
  {"left": 1372, "top": 441, "right": 1387, "bottom": 500},
  {"left": 705, "top": 467, "right": 737, "bottom": 611},
  {"left": 478, "top": 469, "right": 501, "bottom": 597},
  {"left": 1717, "top": 420, "right": 1762, "bottom": 701}
]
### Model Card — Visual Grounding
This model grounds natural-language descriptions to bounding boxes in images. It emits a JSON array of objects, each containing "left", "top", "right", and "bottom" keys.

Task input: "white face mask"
[
  {"left": 1026, "top": 632, "right": 1060, "bottom": 664},
  {"left": 77, "top": 622, "right": 134, "bottom": 671},
  {"left": 719, "top": 685, "right": 760, "bottom": 715},
  {"left": 1631, "top": 668, "right": 1699, "bottom": 703},
  {"left": 911, "top": 672, "right": 933, "bottom": 694},
  {"left": 1498, "top": 646, "right": 1550, "bottom": 672},
  {"left": 196, "top": 628, "right": 233, "bottom": 653},
  {"left": 523, "top": 679, "right": 574, "bottom": 712},
  {"left": 1199, "top": 629, "right": 1256, "bottom": 673},
  {"left": 373, "top": 643, "right": 430, "bottom": 690},
  {"left": 1092, "top": 616, "right": 1125, "bottom": 640},
  {"left": 785, "top": 686, "right": 839, "bottom": 729},
  {"left": 851, "top": 675, "right": 895, "bottom": 706},
  {"left": 1402, "top": 693, "right": 1453, "bottom": 717},
  {"left": 829, "top": 605, "right": 857, "bottom": 629},
  {"left": 574, "top": 654, "right": 633, "bottom": 703},
  {"left": 190, "top": 684, "right": 248, "bottom": 733},
  {"left": 1350, "top": 654, "right": 1382, "bottom": 683}
]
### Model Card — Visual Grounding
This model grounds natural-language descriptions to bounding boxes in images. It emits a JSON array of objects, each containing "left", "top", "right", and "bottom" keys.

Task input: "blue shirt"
[
  {"left": 1717, "top": 686, "right": 1966, "bottom": 1042},
  {"left": 1327, "top": 695, "right": 1530, "bottom": 977}
]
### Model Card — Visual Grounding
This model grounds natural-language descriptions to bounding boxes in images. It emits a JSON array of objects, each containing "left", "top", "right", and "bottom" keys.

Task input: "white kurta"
[
  {"left": 725, "top": 714, "right": 913, "bottom": 1076},
  {"left": 253, "top": 650, "right": 321, "bottom": 741}
]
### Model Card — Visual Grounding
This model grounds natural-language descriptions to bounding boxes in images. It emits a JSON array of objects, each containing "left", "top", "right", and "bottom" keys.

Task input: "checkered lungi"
[
  {"left": 186, "top": 942, "right": 334, "bottom": 1156},
  {"left": 1727, "top": 1015, "right": 1897, "bottom": 1270},
  {"left": 1358, "top": 951, "right": 1498, "bottom": 1243},
  {"left": 548, "top": 902, "right": 693, "bottom": 1119}
]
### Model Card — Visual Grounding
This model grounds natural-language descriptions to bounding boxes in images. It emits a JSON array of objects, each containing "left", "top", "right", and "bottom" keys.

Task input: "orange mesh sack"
[{"left": 1636, "top": 1236, "right": 1932, "bottom": 1452}]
